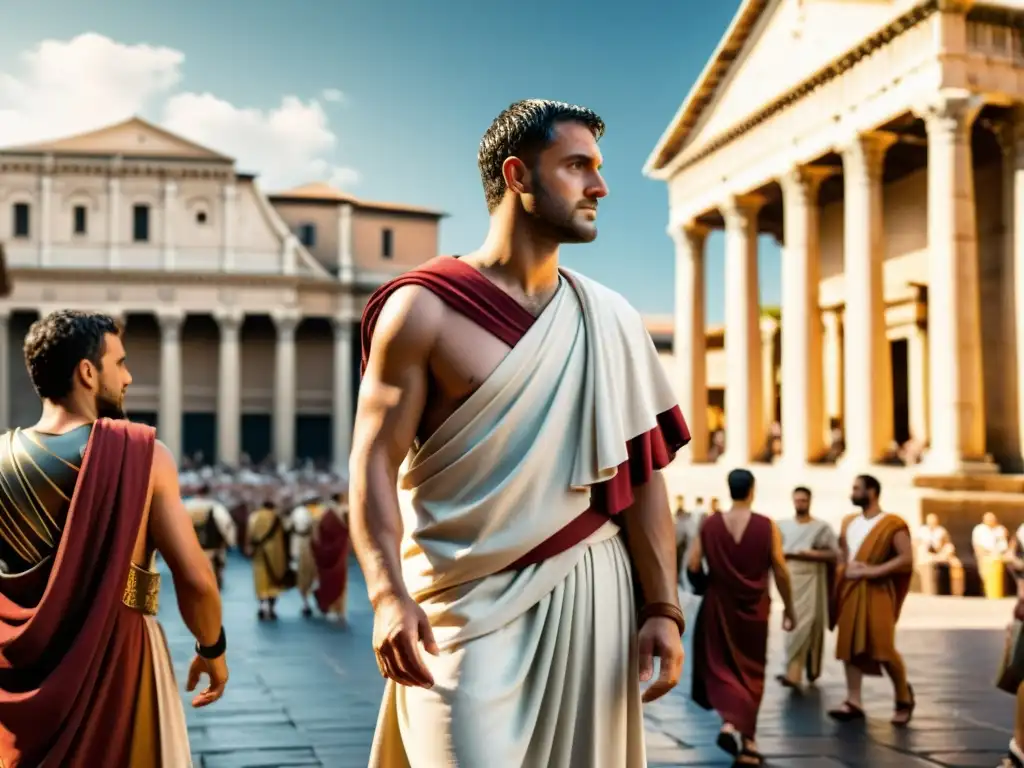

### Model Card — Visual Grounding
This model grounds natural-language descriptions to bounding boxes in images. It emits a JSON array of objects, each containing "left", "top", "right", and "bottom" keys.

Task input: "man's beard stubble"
[
  {"left": 531, "top": 178, "right": 597, "bottom": 244},
  {"left": 96, "top": 391, "right": 126, "bottom": 420}
]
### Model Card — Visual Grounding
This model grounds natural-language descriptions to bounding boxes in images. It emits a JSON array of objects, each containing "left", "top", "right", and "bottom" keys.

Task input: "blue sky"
[{"left": 0, "top": 0, "right": 783, "bottom": 323}]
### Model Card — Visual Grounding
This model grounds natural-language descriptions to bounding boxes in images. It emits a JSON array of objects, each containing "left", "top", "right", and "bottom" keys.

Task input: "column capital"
[
  {"left": 156, "top": 308, "right": 185, "bottom": 334},
  {"left": 914, "top": 89, "right": 985, "bottom": 137},
  {"left": 759, "top": 314, "right": 779, "bottom": 339},
  {"left": 821, "top": 306, "right": 843, "bottom": 329},
  {"left": 668, "top": 220, "right": 710, "bottom": 250},
  {"left": 840, "top": 131, "right": 897, "bottom": 181},
  {"left": 214, "top": 307, "right": 245, "bottom": 332},
  {"left": 272, "top": 308, "right": 302, "bottom": 336},
  {"left": 721, "top": 193, "right": 766, "bottom": 229},
  {"left": 781, "top": 165, "right": 835, "bottom": 201}
]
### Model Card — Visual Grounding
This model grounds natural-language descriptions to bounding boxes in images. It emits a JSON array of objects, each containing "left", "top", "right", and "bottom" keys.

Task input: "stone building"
[
  {"left": 645, "top": 0, "right": 1024, "bottom": 527},
  {"left": 0, "top": 116, "right": 444, "bottom": 470}
]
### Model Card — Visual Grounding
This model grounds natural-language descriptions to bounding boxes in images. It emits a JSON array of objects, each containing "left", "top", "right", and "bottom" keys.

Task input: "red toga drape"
[{"left": 0, "top": 418, "right": 156, "bottom": 767}]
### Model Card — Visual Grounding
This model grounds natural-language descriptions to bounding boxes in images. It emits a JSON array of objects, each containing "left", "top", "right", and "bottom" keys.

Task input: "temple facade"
[
  {"left": 646, "top": 0, "right": 1024, "bottom": 522},
  {"left": 0, "top": 117, "right": 444, "bottom": 470}
]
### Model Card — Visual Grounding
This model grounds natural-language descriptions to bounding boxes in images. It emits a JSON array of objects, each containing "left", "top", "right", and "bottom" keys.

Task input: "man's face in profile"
[
  {"left": 93, "top": 332, "right": 131, "bottom": 420},
  {"left": 524, "top": 121, "right": 608, "bottom": 244}
]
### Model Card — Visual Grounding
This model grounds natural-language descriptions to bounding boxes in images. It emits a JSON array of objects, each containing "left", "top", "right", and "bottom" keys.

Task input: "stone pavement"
[{"left": 158, "top": 554, "right": 1017, "bottom": 767}]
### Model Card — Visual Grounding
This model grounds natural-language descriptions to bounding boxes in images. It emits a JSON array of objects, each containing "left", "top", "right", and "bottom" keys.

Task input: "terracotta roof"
[
  {"left": 0, "top": 116, "right": 233, "bottom": 162},
  {"left": 643, "top": 0, "right": 769, "bottom": 175},
  {"left": 270, "top": 182, "right": 446, "bottom": 217}
]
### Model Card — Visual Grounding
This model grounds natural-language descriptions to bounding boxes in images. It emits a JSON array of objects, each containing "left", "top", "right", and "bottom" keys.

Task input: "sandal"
[
  {"left": 734, "top": 743, "right": 765, "bottom": 765},
  {"left": 775, "top": 674, "right": 799, "bottom": 689},
  {"left": 891, "top": 684, "right": 915, "bottom": 726},
  {"left": 827, "top": 701, "right": 865, "bottom": 721},
  {"left": 716, "top": 728, "right": 742, "bottom": 757}
]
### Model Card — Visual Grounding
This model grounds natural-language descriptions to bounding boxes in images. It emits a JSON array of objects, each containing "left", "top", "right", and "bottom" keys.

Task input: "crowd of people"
[
  {"left": 178, "top": 462, "right": 353, "bottom": 624},
  {"left": 673, "top": 473, "right": 1024, "bottom": 766}
]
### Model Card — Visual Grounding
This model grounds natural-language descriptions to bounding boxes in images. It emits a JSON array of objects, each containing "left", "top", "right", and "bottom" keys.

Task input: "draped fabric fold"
[
  {"left": 360, "top": 258, "right": 685, "bottom": 767},
  {"left": 0, "top": 418, "right": 190, "bottom": 767},
  {"left": 360, "top": 256, "right": 690, "bottom": 573},
  {"left": 833, "top": 514, "right": 912, "bottom": 676}
]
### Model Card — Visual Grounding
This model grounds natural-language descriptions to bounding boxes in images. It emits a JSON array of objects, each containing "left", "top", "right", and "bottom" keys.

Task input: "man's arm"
[
  {"left": 350, "top": 286, "right": 440, "bottom": 609},
  {"left": 769, "top": 522, "right": 796, "bottom": 622},
  {"left": 790, "top": 548, "right": 838, "bottom": 563},
  {"left": 148, "top": 441, "right": 222, "bottom": 646},
  {"left": 349, "top": 286, "right": 443, "bottom": 688},
  {"left": 869, "top": 529, "right": 914, "bottom": 578},
  {"left": 621, "top": 471, "right": 684, "bottom": 703},
  {"left": 622, "top": 472, "right": 677, "bottom": 608}
]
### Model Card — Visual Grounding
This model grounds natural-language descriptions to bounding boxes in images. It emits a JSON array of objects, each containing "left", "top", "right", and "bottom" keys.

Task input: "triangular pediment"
[
  {"left": 1, "top": 116, "right": 233, "bottom": 162},
  {"left": 649, "top": 0, "right": 916, "bottom": 171}
]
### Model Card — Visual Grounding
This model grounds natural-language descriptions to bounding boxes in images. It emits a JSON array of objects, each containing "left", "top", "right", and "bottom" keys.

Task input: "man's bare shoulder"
[
  {"left": 150, "top": 439, "right": 178, "bottom": 477},
  {"left": 372, "top": 284, "right": 447, "bottom": 350}
]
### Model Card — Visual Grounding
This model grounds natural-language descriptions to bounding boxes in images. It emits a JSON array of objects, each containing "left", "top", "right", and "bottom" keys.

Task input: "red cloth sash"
[
  {"left": 361, "top": 256, "right": 690, "bottom": 569},
  {"left": 0, "top": 418, "right": 156, "bottom": 767},
  {"left": 312, "top": 511, "right": 350, "bottom": 613}
]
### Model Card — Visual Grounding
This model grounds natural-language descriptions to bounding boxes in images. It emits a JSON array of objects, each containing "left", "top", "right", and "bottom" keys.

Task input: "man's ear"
[
  {"left": 76, "top": 358, "right": 96, "bottom": 391},
  {"left": 501, "top": 156, "right": 531, "bottom": 196}
]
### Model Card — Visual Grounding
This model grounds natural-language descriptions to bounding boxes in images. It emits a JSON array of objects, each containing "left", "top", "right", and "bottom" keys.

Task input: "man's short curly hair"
[
  {"left": 477, "top": 99, "right": 605, "bottom": 213},
  {"left": 23, "top": 310, "right": 121, "bottom": 401}
]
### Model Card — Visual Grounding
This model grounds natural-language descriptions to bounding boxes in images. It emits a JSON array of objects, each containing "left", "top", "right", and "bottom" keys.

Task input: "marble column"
[
  {"left": 841, "top": 132, "right": 895, "bottom": 467},
  {"left": 215, "top": 309, "right": 243, "bottom": 468},
  {"left": 760, "top": 315, "right": 779, "bottom": 431},
  {"left": 108, "top": 158, "right": 122, "bottom": 269},
  {"left": 908, "top": 321, "right": 930, "bottom": 444},
  {"left": 822, "top": 310, "right": 844, "bottom": 441},
  {"left": 157, "top": 310, "right": 185, "bottom": 464},
  {"left": 338, "top": 203, "right": 355, "bottom": 283},
  {"left": 781, "top": 166, "right": 830, "bottom": 465},
  {"left": 0, "top": 310, "right": 10, "bottom": 433},
  {"left": 1001, "top": 110, "right": 1024, "bottom": 464},
  {"left": 272, "top": 309, "right": 300, "bottom": 470},
  {"left": 920, "top": 90, "right": 990, "bottom": 472},
  {"left": 332, "top": 314, "right": 354, "bottom": 474},
  {"left": 162, "top": 179, "right": 177, "bottom": 270},
  {"left": 722, "top": 194, "right": 765, "bottom": 464},
  {"left": 39, "top": 155, "right": 53, "bottom": 267},
  {"left": 670, "top": 221, "right": 709, "bottom": 462},
  {"left": 221, "top": 182, "right": 236, "bottom": 271}
]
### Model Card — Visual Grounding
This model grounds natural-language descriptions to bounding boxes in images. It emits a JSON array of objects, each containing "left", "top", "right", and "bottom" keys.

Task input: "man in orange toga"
[
  {"left": 828, "top": 474, "right": 915, "bottom": 725},
  {"left": 0, "top": 310, "right": 229, "bottom": 766}
]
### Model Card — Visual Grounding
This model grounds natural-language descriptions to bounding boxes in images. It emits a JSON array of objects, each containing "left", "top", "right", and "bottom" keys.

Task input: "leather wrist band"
[
  {"left": 639, "top": 602, "right": 685, "bottom": 637},
  {"left": 196, "top": 627, "right": 226, "bottom": 659}
]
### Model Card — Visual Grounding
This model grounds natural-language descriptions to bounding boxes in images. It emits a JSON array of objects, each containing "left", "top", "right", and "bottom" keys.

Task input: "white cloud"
[
  {"left": 0, "top": 33, "right": 358, "bottom": 191},
  {"left": 321, "top": 88, "right": 344, "bottom": 103}
]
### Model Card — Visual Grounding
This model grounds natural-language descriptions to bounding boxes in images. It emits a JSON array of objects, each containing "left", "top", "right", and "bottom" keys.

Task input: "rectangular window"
[
  {"left": 381, "top": 228, "right": 393, "bottom": 259},
  {"left": 12, "top": 203, "right": 29, "bottom": 238},
  {"left": 133, "top": 204, "right": 150, "bottom": 242},
  {"left": 298, "top": 223, "right": 316, "bottom": 247},
  {"left": 73, "top": 205, "right": 87, "bottom": 235}
]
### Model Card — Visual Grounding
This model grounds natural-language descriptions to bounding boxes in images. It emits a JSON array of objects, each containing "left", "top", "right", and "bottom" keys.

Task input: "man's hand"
[
  {"left": 782, "top": 609, "right": 796, "bottom": 632},
  {"left": 638, "top": 617, "right": 684, "bottom": 703},
  {"left": 373, "top": 593, "right": 439, "bottom": 688},
  {"left": 844, "top": 561, "right": 875, "bottom": 580},
  {"left": 187, "top": 653, "right": 228, "bottom": 708}
]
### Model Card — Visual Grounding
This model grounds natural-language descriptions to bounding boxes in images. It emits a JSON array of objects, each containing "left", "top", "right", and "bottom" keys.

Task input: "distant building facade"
[{"left": 0, "top": 117, "right": 444, "bottom": 470}]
